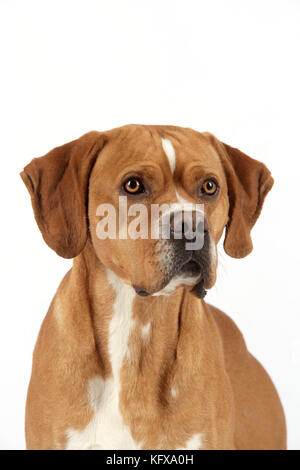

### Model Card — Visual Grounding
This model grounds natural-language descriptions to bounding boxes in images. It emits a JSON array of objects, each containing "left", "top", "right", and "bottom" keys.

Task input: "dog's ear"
[
  {"left": 205, "top": 134, "right": 274, "bottom": 258},
  {"left": 20, "top": 131, "right": 107, "bottom": 258}
]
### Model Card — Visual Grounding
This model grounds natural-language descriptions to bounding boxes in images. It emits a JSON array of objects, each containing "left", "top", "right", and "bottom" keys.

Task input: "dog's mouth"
[
  {"left": 178, "top": 259, "right": 201, "bottom": 277},
  {"left": 175, "top": 259, "right": 207, "bottom": 298},
  {"left": 137, "top": 258, "right": 207, "bottom": 298},
  {"left": 134, "top": 239, "right": 214, "bottom": 298}
]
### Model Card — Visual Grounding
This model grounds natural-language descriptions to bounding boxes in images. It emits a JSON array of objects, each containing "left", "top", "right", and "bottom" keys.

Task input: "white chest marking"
[
  {"left": 66, "top": 269, "right": 141, "bottom": 450},
  {"left": 161, "top": 137, "right": 176, "bottom": 174},
  {"left": 177, "top": 433, "right": 203, "bottom": 450},
  {"left": 141, "top": 322, "right": 151, "bottom": 340}
]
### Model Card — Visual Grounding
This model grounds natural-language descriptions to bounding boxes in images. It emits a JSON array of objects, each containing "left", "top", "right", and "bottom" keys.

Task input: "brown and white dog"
[{"left": 21, "top": 124, "right": 286, "bottom": 450}]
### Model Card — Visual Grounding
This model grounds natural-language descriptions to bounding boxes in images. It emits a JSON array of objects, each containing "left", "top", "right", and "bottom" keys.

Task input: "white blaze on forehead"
[
  {"left": 175, "top": 190, "right": 192, "bottom": 206},
  {"left": 161, "top": 137, "right": 176, "bottom": 174}
]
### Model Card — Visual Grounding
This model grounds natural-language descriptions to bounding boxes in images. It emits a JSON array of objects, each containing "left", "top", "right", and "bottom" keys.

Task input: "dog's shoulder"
[
  {"left": 206, "top": 303, "right": 286, "bottom": 450},
  {"left": 207, "top": 303, "right": 249, "bottom": 365}
]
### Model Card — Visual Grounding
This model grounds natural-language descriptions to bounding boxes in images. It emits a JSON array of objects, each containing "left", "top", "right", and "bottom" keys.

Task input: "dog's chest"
[
  {"left": 65, "top": 270, "right": 203, "bottom": 450},
  {"left": 66, "top": 376, "right": 141, "bottom": 450},
  {"left": 65, "top": 375, "right": 203, "bottom": 450},
  {"left": 66, "top": 270, "right": 140, "bottom": 450}
]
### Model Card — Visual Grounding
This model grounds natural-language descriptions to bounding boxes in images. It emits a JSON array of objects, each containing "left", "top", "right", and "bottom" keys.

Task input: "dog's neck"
[
  {"left": 53, "top": 242, "right": 230, "bottom": 450},
  {"left": 65, "top": 242, "right": 215, "bottom": 381}
]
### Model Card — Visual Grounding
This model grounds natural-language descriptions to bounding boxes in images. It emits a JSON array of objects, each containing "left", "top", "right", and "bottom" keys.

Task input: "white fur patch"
[
  {"left": 153, "top": 273, "right": 201, "bottom": 296},
  {"left": 161, "top": 137, "right": 176, "bottom": 174},
  {"left": 175, "top": 190, "right": 192, "bottom": 206},
  {"left": 141, "top": 322, "right": 151, "bottom": 340},
  {"left": 66, "top": 269, "right": 141, "bottom": 450},
  {"left": 177, "top": 433, "right": 203, "bottom": 450},
  {"left": 210, "top": 239, "right": 217, "bottom": 265}
]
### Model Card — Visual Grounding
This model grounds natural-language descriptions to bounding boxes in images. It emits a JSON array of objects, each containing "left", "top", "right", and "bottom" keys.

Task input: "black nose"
[{"left": 170, "top": 210, "right": 209, "bottom": 241}]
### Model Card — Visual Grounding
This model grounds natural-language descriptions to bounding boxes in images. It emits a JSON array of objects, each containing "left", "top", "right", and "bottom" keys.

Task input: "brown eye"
[
  {"left": 124, "top": 178, "right": 144, "bottom": 194},
  {"left": 201, "top": 179, "right": 218, "bottom": 196}
]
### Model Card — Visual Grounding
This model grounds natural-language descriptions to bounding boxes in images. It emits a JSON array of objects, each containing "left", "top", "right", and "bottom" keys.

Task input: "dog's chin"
[
  {"left": 134, "top": 259, "right": 215, "bottom": 299},
  {"left": 150, "top": 260, "right": 203, "bottom": 297},
  {"left": 134, "top": 269, "right": 201, "bottom": 298}
]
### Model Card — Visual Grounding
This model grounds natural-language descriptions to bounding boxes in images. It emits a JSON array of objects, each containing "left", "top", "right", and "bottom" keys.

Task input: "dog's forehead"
[{"left": 99, "top": 125, "right": 222, "bottom": 175}]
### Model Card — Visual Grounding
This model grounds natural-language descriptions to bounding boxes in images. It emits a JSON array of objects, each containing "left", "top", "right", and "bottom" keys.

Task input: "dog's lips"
[
  {"left": 192, "top": 279, "right": 207, "bottom": 299},
  {"left": 178, "top": 259, "right": 202, "bottom": 277},
  {"left": 175, "top": 258, "right": 209, "bottom": 298},
  {"left": 134, "top": 254, "right": 211, "bottom": 297}
]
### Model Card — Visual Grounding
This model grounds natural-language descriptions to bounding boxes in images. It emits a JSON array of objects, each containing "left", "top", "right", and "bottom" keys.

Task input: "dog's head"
[{"left": 21, "top": 125, "right": 273, "bottom": 297}]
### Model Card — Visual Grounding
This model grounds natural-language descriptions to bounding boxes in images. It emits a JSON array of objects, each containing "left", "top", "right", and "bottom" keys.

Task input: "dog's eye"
[
  {"left": 123, "top": 178, "right": 145, "bottom": 194},
  {"left": 201, "top": 179, "right": 218, "bottom": 196}
]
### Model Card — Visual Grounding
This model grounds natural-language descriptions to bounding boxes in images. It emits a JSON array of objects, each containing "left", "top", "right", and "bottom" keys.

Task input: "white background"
[{"left": 0, "top": 0, "right": 299, "bottom": 450}]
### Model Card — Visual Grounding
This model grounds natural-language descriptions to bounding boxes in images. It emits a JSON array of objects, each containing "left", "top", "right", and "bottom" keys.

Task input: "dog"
[{"left": 21, "top": 124, "right": 286, "bottom": 450}]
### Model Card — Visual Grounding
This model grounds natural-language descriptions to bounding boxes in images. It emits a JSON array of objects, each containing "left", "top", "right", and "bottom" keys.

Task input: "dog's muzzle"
[
  {"left": 169, "top": 209, "right": 210, "bottom": 298},
  {"left": 134, "top": 209, "right": 213, "bottom": 298},
  {"left": 169, "top": 209, "right": 208, "bottom": 247}
]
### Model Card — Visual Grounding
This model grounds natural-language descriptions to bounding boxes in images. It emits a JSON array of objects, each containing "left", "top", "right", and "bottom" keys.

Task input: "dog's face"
[
  {"left": 21, "top": 125, "right": 273, "bottom": 297},
  {"left": 88, "top": 126, "right": 229, "bottom": 296}
]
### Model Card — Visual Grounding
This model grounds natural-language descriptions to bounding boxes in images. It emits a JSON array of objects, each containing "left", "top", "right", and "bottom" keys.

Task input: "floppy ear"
[
  {"left": 20, "top": 131, "right": 107, "bottom": 258},
  {"left": 206, "top": 134, "right": 274, "bottom": 258}
]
